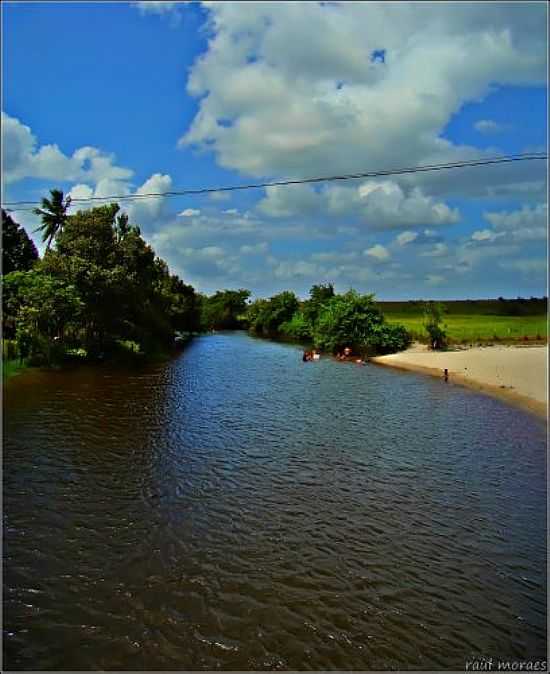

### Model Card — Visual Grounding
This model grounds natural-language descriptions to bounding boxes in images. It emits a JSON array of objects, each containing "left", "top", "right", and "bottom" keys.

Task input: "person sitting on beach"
[{"left": 343, "top": 346, "right": 352, "bottom": 358}]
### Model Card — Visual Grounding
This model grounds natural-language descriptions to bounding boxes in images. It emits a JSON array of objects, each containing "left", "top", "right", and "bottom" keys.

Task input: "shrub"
[
  {"left": 369, "top": 323, "right": 412, "bottom": 355},
  {"left": 314, "top": 290, "right": 411, "bottom": 355},
  {"left": 423, "top": 301, "right": 447, "bottom": 350},
  {"left": 279, "top": 312, "right": 312, "bottom": 341},
  {"left": 65, "top": 347, "right": 88, "bottom": 359},
  {"left": 115, "top": 339, "right": 143, "bottom": 355}
]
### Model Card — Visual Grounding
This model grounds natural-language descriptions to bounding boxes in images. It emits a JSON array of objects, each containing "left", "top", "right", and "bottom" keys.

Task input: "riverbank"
[
  {"left": 371, "top": 343, "right": 548, "bottom": 419},
  {"left": 2, "top": 359, "right": 30, "bottom": 381},
  {"left": 2, "top": 337, "right": 192, "bottom": 384}
]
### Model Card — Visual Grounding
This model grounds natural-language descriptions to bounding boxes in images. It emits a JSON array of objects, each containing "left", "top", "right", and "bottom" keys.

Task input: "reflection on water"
[{"left": 3, "top": 331, "right": 547, "bottom": 670}]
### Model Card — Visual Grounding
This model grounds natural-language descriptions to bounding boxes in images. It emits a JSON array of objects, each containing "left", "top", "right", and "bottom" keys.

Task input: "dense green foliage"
[
  {"left": 2, "top": 210, "right": 39, "bottom": 274},
  {"left": 3, "top": 271, "right": 83, "bottom": 362},
  {"left": 248, "top": 291, "right": 300, "bottom": 335},
  {"left": 248, "top": 286, "right": 411, "bottom": 356},
  {"left": 199, "top": 289, "right": 251, "bottom": 330},
  {"left": 3, "top": 199, "right": 201, "bottom": 365},
  {"left": 313, "top": 291, "right": 411, "bottom": 355},
  {"left": 302, "top": 283, "right": 335, "bottom": 326}
]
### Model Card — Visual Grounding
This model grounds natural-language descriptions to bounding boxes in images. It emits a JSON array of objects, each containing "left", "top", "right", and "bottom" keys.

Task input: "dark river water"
[{"left": 3, "top": 331, "right": 547, "bottom": 670}]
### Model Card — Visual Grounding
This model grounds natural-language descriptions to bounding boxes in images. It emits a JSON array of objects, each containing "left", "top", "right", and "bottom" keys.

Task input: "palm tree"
[{"left": 33, "top": 189, "right": 71, "bottom": 250}]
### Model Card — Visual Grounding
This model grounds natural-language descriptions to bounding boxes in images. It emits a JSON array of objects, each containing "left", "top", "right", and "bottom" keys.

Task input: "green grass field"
[
  {"left": 377, "top": 298, "right": 548, "bottom": 344},
  {"left": 383, "top": 313, "right": 547, "bottom": 344}
]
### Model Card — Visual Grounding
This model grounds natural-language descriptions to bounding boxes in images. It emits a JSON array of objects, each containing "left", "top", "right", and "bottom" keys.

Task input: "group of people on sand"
[{"left": 302, "top": 346, "right": 365, "bottom": 364}]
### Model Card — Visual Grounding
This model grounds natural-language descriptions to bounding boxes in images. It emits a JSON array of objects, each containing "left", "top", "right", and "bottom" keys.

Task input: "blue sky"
[{"left": 2, "top": 1, "right": 548, "bottom": 299}]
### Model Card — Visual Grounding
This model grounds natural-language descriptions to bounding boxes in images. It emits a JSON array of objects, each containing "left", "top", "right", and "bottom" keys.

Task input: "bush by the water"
[
  {"left": 247, "top": 286, "right": 411, "bottom": 356},
  {"left": 313, "top": 290, "right": 411, "bottom": 355}
]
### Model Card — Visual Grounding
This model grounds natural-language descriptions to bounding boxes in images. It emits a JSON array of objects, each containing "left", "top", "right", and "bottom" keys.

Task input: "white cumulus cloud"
[
  {"left": 483, "top": 203, "right": 547, "bottom": 241},
  {"left": 180, "top": 1, "right": 546, "bottom": 206},
  {"left": 364, "top": 244, "right": 390, "bottom": 261},
  {"left": 258, "top": 179, "right": 459, "bottom": 230},
  {"left": 67, "top": 173, "right": 173, "bottom": 228},
  {"left": 2, "top": 112, "right": 133, "bottom": 186},
  {"left": 471, "top": 228, "right": 501, "bottom": 242},
  {"left": 395, "top": 231, "right": 419, "bottom": 246}
]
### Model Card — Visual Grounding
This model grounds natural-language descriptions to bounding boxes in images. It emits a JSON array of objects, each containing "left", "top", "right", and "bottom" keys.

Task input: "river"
[{"left": 3, "top": 331, "right": 547, "bottom": 670}]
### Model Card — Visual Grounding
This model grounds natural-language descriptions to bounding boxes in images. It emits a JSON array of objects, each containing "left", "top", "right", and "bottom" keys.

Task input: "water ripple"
[{"left": 3, "top": 332, "right": 547, "bottom": 670}]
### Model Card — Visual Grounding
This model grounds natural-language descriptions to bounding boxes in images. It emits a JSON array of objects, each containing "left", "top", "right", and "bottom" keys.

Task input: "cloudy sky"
[{"left": 2, "top": 1, "right": 547, "bottom": 299}]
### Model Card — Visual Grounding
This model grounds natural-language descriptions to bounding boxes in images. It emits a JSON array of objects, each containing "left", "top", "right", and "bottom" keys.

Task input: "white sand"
[{"left": 372, "top": 344, "right": 548, "bottom": 414}]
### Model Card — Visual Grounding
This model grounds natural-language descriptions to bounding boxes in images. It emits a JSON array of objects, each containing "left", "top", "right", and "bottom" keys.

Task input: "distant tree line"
[
  {"left": 195, "top": 283, "right": 412, "bottom": 355},
  {"left": 378, "top": 297, "right": 547, "bottom": 317}
]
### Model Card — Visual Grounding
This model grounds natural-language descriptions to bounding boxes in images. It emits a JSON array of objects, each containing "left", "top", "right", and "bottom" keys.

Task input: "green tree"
[
  {"left": 313, "top": 290, "right": 411, "bottom": 355},
  {"left": 41, "top": 202, "right": 201, "bottom": 354},
  {"left": 3, "top": 270, "right": 83, "bottom": 362},
  {"left": 302, "top": 283, "right": 335, "bottom": 327},
  {"left": 313, "top": 290, "right": 384, "bottom": 353},
  {"left": 248, "top": 291, "right": 299, "bottom": 335},
  {"left": 33, "top": 189, "right": 71, "bottom": 250},
  {"left": 245, "top": 298, "right": 269, "bottom": 332},
  {"left": 200, "top": 289, "right": 251, "bottom": 330},
  {"left": 423, "top": 301, "right": 447, "bottom": 350},
  {"left": 2, "top": 210, "right": 39, "bottom": 274},
  {"left": 41, "top": 203, "right": 124, "bottom": 352},
  {"left": 6, "top": 194, "right": 200, "bottom": 364},
  {"left": 169, "top": 276, "right": 201, "bottom": 333}
]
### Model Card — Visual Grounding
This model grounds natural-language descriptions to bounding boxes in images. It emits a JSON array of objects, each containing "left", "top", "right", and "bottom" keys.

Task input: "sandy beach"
[{"left": 372, "top": 344, "right": 548, "bottom": 418}]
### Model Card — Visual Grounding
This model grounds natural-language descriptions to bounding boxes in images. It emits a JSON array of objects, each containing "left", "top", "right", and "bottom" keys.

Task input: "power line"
[{"left": 2, "top": 152, "right": 546, "bottom": 213}]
